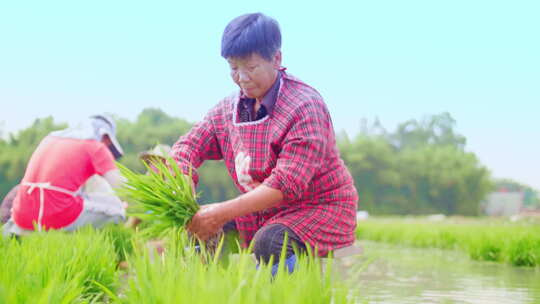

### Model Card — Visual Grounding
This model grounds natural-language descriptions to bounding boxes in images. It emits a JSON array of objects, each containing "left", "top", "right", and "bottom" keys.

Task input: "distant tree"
[
  {"left": 391, "top": 112, "right": 466, "bottom": 150},
  {"left": 339, "top": 135, "right": 403, "bottom": 213},
  {"left": 397, "top": 145, "right": 493, "bottom": 215},
  {"left": 359, "top": 117, "right": 388, "bottom": 137},
  {"left": 0, "top": 117, "right": 66, "bottom": 197},
  {"left": 342, "top": 112, "right": 491, "bottom": 215},
  {"left": 115, "top": 108, "right": 192, "bottom": 172}
]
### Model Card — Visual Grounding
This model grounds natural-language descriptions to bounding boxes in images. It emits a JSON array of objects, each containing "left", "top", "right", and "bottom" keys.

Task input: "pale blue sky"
[{"left": 0, "top": 1, "right": 538, "bottom": 189}]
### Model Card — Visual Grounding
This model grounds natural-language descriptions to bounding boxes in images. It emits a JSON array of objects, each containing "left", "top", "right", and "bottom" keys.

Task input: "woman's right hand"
[{"left": 187, "top": 203, "right": 228, "bottom": 241}]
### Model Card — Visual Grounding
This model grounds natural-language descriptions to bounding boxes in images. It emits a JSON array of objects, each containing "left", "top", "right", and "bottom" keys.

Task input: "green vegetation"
[
  {"left": 1, "top": 109, "right": 507, "bottom": 216},
  {"left": 339, "top": 113, "right": 493, "bottom": 215},
  {"left": 0, "top": 117, "right": 66, "bottom": 197},
  {"left": 0, "top": 227, "right": 355, "bottom": 303},
  {"left": 117, "top": 156, "right": 199, "bottom": 238},
  {"left": 357, "top": 217, "right": 540, "bottom": 267},
  {"left": 116, "top": 231, "right": 352, "bottom": 304},
  {"left": 102, "top": 224, "right": 136, "bottom": 262},
  {"left": 0, "top": 228, "right": 118, "bottom": 303}
]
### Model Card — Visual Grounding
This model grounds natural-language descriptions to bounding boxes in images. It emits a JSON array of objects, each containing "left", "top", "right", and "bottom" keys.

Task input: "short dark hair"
[{"left": 221, "top": 13, "right": 281, "bottom": 61}]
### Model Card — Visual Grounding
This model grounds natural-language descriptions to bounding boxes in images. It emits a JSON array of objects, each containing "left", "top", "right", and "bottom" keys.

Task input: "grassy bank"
[
  {"left": 356, "top": 217, "right": 540, "bottom": 267},
  {"left": 1, "top": 226, "right": 355, "bottom": 303}
]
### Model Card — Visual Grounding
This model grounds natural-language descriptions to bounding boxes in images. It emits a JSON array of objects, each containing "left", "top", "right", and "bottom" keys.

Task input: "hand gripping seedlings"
[{"left": 116, "top": 155, "right": 199, "bottom": 238}]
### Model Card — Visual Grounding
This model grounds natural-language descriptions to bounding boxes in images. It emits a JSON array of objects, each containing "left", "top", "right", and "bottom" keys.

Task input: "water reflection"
[{"left": 335, "top": 241, "right": 540, "bottom": 303}]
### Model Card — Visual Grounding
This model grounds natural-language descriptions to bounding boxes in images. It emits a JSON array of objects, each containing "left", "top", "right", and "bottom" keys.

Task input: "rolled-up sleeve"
[
  {"left": 263, "top": 101, "right": 330, "bottom": 201},
  {"left": 171, "top": 108, "right": 223, "bottom": 186}
]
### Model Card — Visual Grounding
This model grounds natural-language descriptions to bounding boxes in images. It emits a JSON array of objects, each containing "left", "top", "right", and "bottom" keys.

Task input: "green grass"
[
  {"left": 356, "top": 217, "right": 540, "bottom": 267},
  {"left": 1, "top": 226, "right": 357, "bottom": 303},
  {"left": 0, "top": 228, "right": 118, "bottom": 303},
  {"left": 117, "top": 230, "right": 353, "bottom": 304},
  {"left": 102, "top": 224, "right": 135, "bottom": 262}
]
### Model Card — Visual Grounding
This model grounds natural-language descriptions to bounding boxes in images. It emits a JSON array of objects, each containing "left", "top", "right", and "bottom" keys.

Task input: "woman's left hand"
[{"left": 187, "top": 203, "right": 228, "bottom": 241}]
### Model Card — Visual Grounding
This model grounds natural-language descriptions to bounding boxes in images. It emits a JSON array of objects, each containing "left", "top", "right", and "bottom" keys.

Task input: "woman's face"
[{"left": 227, "top": 51, "right": 281, "bottom": 101}]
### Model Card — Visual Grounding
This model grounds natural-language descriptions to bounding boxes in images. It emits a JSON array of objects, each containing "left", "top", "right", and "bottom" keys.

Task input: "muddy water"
[{"left": 335, "top": 241, "right": 540, "bottom": 303}]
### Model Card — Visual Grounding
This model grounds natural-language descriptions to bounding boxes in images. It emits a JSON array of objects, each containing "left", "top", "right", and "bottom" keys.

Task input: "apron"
[
  {"left": 22, "top": 181, "right": 80, "bottom": 232},
  {"left": 21, "top": 175, "right": 125, "bottom": 232},
  {"left": 224, "top": 98, "right": 289, "bottom": 242},
  {"left": 212, "top": 72, "right": 358, "bottom": 256}
]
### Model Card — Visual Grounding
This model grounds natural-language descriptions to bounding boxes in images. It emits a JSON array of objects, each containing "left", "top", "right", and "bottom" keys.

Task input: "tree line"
[{"left": 1, "top": 109, "right": 537, "bottom": 215}]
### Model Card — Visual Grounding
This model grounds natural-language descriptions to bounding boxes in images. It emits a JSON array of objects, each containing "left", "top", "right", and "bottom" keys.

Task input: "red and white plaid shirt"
[{"left": 172, "top": 70, "right": 358, "bottom": 256}]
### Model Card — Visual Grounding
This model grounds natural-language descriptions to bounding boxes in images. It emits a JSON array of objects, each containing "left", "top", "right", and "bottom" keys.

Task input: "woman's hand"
[
  {"left": 187, "top": 203, "right": 228, "bottom": 241},
  {"left": 187, "top": 185, "right": 284, "bottom": 241}
]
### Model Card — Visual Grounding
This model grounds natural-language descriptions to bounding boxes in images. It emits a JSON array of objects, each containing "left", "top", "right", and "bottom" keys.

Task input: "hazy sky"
[{"left": 1, "top": 1, "right": 538, "bottom": 189}]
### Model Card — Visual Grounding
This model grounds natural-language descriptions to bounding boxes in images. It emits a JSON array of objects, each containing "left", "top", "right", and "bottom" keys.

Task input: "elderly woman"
[
  {"left": 3, "top": 115, "right": 127, "bottom": 236},
  {"left": 174, "top": 13, "right": 358, "bottom": 272}
]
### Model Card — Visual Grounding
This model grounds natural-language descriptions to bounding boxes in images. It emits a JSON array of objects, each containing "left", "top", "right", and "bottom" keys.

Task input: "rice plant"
[
  {"left": 116, "top": 155, "right": 199, "bottom": 238},
  {"left": 356, "top": 217, "right": 540, "bottom": 267},
  {"left": 115, "top": 230, "right": 354, "bottom": 304},
  {"left": 102, "top": 224, "right": 135, "bottom": 262},
  {"left": 0, "top": 228, "right": 118, "bottom": 303}
]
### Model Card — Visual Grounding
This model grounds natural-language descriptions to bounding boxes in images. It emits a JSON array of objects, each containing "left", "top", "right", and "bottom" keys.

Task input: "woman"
[
  {"left": 3, "top": 114, "right": 126, "bottom": 236},
  {"left": 173, "top": 13, "right": 358, "bottom": 271}
]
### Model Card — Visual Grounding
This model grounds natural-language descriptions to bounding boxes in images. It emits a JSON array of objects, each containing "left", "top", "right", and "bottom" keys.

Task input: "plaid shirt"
[{"left": 172, "top": 70, "right": 358, "bottom": 256}]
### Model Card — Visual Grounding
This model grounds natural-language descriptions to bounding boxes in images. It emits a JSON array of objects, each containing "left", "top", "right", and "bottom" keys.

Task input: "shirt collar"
[{"left": 240, "top": 70, "right": 282, "bottom": 117}]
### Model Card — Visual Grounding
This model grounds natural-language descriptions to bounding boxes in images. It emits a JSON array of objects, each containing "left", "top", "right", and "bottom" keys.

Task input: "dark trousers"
[{"left": 224, "top": 221, "right": 306, "bottom": 265}]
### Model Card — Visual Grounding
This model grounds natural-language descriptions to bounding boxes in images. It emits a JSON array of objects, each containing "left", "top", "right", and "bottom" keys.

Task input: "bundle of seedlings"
[{"left": 116, "top": 154, "right": 200, "bottom": 239}]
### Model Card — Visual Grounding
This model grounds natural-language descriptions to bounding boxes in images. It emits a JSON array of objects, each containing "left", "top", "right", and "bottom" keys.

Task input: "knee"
[{"left": 253, "top": 224, "right": 289, "bottom": 264}]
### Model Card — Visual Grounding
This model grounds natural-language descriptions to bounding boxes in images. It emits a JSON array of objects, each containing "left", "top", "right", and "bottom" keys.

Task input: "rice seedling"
[
  {"left": 102, "top": 224, "right": 135, "bottom": 262},
  {"left": 116, "top": 155, "right": 199, "bottom": 238},
  {"left": 116, "top": 229, "right": 354, "bottom": 304},
  {"left": 0, "top": 228, "right": 118, "bottom": 303},
  {"left": 356, "top": 217, "right": 540, "bottom": 267},
  {"left": 2, "top": 224, "right": 359, "bottom": 303},
  {"left": 505, "top": 234, "right": 540, "bottom": 267}
]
